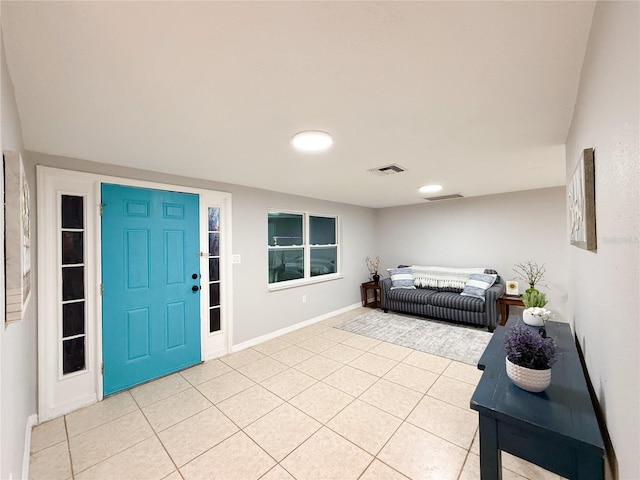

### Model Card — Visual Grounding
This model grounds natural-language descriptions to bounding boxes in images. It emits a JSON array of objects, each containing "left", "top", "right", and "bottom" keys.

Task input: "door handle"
[{"left": 192, "top": 285, "right": 200, "bottom": 292}]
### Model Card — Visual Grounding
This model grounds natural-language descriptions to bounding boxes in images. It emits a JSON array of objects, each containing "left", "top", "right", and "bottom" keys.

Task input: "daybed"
[{"left": 381, "top": 265, "right": 505, "bottom": 331}]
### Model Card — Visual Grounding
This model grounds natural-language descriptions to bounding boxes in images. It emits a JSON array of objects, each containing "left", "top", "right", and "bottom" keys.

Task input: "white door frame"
[{"left": 37, "top": 166, "right": 233, "bottom": 421}]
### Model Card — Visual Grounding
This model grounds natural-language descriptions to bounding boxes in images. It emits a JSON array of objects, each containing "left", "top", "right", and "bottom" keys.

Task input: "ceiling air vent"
[
  {"left": 423, "top": 194, "right": 464, "bottom": 201},
  {"left": 367, "top": 164, "right": 407, "bottom": 176}
]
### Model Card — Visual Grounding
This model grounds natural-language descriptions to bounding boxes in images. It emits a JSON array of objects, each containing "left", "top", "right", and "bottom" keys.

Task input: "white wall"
[
  {"left": 24, "top": 151, "right": 377, "bottom": 345},
  {"left": 1, "top": 30, "right": 38, "bottom": 480},
  {"left": 375, "top": 187, "right": 568, "bottom": 320},
  {"left": 565, "top": 2, "right": 639, "bottom": 478}
]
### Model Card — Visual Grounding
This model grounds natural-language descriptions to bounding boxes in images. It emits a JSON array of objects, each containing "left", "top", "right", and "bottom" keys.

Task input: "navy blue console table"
[{"left": 470, "top": 318, "right": 604, "bottom": 480}]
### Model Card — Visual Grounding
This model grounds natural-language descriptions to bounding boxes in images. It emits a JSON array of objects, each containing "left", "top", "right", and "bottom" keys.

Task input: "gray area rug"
[{"left": 337, "top": 310, "right": 493, "bottom": 365}]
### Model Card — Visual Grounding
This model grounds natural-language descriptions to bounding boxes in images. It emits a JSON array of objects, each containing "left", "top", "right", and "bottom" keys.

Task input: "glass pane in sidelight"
[
  {"left": 209, "top": 282, "right": 220, "bottom": 307},
  {"left": 62, "top": 231, "right": 84, "bottom": 265},
  {"left": 209, "top": 257, "right": 219, "bottom": 282},
  {"left": 63, "top": 301, "right": 85, "bottom": 337},
  {"left": 62, "top": 337, "right": 86, "bottom": 374},
  {"left": 208, "top": 207, "right": 220, "bottom": 232},
  {"left": 62, "top": 266, "right": 85, "bottom": 301},
  {"left": 61, "top": 195, "right": 84, "bottom": 229},
  {"left": 209, "top": 307, "right": 221, "bottom": 333},
  {"left": 209, "top": 233, "right": 220, "bottom": 256}
]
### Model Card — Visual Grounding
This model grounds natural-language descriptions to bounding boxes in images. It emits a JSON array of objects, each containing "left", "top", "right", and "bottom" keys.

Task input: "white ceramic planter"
[
  {"left": 523, "top": 309, "right": 545, "bottom": 326},
  {"left": 506, "top": 357, "right": 551, "bottom": 392}
]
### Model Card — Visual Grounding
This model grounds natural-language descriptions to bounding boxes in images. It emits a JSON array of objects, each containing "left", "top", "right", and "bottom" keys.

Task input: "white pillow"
[
  {"left": 387, "top": 267, "right": 416, "bottom": 290},
  {"left": 460, "top": 273, "right": 497, "bottom": 300}
]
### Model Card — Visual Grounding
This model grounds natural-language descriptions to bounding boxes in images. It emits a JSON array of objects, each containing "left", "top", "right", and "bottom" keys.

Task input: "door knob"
[{"left": 192, "top": 285, "right": 200, "bottom": 292}]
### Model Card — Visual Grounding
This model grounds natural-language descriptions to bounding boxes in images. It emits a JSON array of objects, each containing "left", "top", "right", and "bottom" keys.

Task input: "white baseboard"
[
  {"left": 43, "top": 393, "right": 98, "bottom": 422},
  {"left": 203, "top": 346, "right": 229, "bottom": 362},
  {"left": 22, "top": 413, "right": 38, "bottom": 480},
  {"left": 232, "top": 302, "right": 361, "bottom": 353}
]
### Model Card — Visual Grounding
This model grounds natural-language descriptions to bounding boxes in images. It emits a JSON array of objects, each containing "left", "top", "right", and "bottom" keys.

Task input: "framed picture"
[
  {"left": 506, "top": 280, "right": 519, "bottom": 295},
  {"left": 569, "top": 148, "right": 596, "bottom": 252},
  {"left": 4, "top": 152, "right": 31, "bottom": 322}
]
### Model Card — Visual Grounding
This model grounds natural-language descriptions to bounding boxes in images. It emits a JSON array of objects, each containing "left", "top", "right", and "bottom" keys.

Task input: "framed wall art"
[
  {"left": 4, "top": 152, "right": 31, "bottom": 322},
  {"left": 568, "top": 148, "right": 596, "bottom": 252}
]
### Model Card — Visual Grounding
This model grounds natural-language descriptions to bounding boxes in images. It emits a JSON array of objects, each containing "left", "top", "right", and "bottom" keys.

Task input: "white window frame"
[
  {"left": 200, "top": 201, "right": 230, "bottom": 361},
  {"left": 268, "top": 210, "right": 342, "bottom": 291}
]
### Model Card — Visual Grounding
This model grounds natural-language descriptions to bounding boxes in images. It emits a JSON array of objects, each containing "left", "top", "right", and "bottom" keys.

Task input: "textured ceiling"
[{"left": 2, "top": 1, "right": 595, "bottom": 208}]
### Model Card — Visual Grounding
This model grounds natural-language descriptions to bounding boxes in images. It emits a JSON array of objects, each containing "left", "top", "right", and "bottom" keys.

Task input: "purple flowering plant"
[{"left": 504, "top": 325, "right": 557, "bottom": 370}]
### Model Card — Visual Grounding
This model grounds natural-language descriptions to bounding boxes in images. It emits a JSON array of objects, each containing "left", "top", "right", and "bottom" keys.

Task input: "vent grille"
[
  {"left": 367, "top": 164, "right": 407, "bottom": 176},
  {"left": 423, "top": 194, "right": 464, "bottom": 201}
]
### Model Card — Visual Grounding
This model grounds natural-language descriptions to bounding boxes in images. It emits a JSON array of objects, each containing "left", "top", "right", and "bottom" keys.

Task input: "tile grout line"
[
  {"left": 63, "top": 414, "right": 75, "bottom": 480},
  {"left": 145, "top": 373, "right": 201, "bottom": 479},
  {"left": 70, "top": 393, "right": 174, "bottom": 478},
  {"left": 135, "top": 374, "right": 267, "bottom": 478}
]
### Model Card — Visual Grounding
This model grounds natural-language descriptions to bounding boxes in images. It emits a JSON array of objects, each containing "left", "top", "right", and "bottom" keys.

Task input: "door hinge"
[
  {"left": 99, "top": 202, "right": 107, "bottom": 216},
  {"left": 101, "top": 363, "right": 104, "bottom": 374},
  {"left": 100, "top": 284, "right": 104, "bottom": 295}
]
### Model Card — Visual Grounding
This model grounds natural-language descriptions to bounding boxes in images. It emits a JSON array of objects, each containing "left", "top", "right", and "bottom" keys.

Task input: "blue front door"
[{"left": 101, "top": 184, "right": 201, "bottom": 395}]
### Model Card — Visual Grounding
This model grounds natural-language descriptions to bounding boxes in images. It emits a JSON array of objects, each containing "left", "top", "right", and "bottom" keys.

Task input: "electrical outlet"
[{"left": 302, "top": 295, "right": 307, "bottom": 303}]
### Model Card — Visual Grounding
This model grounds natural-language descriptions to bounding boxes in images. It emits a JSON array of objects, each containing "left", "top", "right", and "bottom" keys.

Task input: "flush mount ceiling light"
[
  {"left": 291, "top": 130, "right": 333, "bottom": 152},
  {"left": 419, "top": 184, "right": 444, "bottom": 194}
]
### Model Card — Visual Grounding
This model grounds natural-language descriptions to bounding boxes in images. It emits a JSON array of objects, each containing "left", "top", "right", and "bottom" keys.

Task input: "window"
[
  {"left": 60, "top": 195, "right": 86, "bottom": 375},
  {"left": 207, "top": 207, "right": 221, "bottom": 333},
  {"left": 268, "top": 211, "right": 339, "bottom": 285}
]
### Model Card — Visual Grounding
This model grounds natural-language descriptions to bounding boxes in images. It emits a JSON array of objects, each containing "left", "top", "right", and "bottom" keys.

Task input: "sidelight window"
[
  {"left": 60, "top": 195, "right": 86, "bottom": 375},
  {"left": 208, "top": 207, "right": 221, "bottom": 332}
]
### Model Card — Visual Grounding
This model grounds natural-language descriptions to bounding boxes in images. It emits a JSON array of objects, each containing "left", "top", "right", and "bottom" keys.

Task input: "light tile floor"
[{"left": 29, "top": 307, "right": 565, "bottom": 480}]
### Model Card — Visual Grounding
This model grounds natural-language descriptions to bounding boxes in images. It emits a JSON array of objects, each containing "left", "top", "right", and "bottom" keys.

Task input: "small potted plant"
[
  {"left": 522, "top": 290, "right": 552, "bottom": 326},
  {"left": 513, "top": 260, "right": 547, "bottom": 294},
  {"left": 503, "top": 325, "right": 557, "bottom": 392},
  {"left": 366, "top": 256, "right": 381, "bottom": 284}
]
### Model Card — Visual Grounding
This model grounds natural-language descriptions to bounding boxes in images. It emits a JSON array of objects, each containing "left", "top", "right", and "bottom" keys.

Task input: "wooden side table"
[
  {"left": 361, "top": 281, "right": 381, "bottom": 308},
  {"left": 497, "top": 294, "right": 524, "bottom": 325}
]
